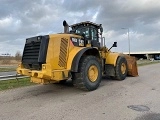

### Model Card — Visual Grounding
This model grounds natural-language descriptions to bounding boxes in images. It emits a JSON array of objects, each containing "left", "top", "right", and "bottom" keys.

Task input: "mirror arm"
[
  {"left": 108, "top": 42, "right": 117, "bottom": 51},
  {"left": 108, "top": 46, "right": 113, "bottom": 51}
]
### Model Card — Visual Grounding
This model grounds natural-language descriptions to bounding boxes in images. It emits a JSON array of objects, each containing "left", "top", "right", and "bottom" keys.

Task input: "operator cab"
[{"left": 70, "top": 21, "right": 103, "bottom": 47}]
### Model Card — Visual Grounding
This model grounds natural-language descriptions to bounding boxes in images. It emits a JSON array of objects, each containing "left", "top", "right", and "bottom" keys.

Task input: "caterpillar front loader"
[{"left": 17, "top": 20, "right": 138, "bottom": 91}]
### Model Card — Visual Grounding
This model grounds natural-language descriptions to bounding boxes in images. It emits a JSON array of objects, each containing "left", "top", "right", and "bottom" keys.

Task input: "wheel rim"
[
  {"left": 88, "top": 65, "right": 98, "bottom": 82},
  {"left": 121, "top": 63, "right": 126, "bottom": 74}
]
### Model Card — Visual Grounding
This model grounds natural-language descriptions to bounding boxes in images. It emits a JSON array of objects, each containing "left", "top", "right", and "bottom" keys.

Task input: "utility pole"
[{"left": 121, "top": 28, "right": 130, "bottom": 56}]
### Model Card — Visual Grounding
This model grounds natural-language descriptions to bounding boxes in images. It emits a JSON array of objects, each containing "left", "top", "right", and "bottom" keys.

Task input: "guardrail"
[{"left": 0, "top": 74, "right": 29, "bottom": 81}]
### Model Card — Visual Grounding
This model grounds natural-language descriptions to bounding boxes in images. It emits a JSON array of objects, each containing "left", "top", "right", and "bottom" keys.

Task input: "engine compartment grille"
[
  {"left": 22, "top": 38, "right": 41, "bottom": 63},
  {"left": 58, "top": 38, "right": 68, "bottom": 67},
  {"left": 22, "top": 35, "right": 49, "bottom": 70}
]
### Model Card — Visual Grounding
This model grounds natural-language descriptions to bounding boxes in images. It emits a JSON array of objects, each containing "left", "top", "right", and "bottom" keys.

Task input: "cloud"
[{"left": 0, "top": 0, "right": 160, "bottom": 56}]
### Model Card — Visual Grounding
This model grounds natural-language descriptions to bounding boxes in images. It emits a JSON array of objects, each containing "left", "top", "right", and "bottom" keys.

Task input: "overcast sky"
[{"left": 0, "top": 0, "right": 160, "bottom": 56}]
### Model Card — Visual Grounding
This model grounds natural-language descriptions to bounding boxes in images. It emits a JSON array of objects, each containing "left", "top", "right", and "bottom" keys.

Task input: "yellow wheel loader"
[{"left": 17, "top": 20, "right": 138, "bottom": 91}]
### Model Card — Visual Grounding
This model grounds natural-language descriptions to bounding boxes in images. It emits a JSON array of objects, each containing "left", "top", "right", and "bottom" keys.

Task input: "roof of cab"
[{"left": 70, "top": 21, "right": 101, "bottom": 28}]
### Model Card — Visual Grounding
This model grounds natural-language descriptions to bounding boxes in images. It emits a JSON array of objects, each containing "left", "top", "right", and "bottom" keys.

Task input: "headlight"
[
  {"left": 42, "top": 65, "right": 46, "bottom": 69},
  {"left": 79, "top": 39, "right": 84, "bottom": 46},
  {"left": 71, "top": 38, "right": 77, "bottom": 42}
]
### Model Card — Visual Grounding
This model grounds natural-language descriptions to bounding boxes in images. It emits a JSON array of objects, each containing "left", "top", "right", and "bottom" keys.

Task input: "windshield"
[{"left": 75, "top": 27, "right": 89, "bottom": 38}]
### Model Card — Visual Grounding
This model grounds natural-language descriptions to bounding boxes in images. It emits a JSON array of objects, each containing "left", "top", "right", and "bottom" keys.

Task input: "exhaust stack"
[{"left": 63, "top": 20, "right": 69, "bottom": 33}]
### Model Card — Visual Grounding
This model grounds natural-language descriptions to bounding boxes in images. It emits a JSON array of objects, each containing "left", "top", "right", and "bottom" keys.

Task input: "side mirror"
[
  {"left": 112, "top": 42, "right": 117, "bottom": 47},
  {"left": 108, "top": 42, "right": 117, "bottom": 51}
]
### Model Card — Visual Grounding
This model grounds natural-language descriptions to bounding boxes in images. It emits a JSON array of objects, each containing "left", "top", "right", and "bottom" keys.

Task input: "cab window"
[
  {"left": 76, "top": 27, "right": 90, "bottom": 38},
  {"left": 90, "top": 28, "right": 98, "bottom": 41}
]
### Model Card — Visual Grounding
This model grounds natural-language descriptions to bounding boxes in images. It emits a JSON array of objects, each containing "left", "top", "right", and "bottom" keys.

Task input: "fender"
[
  {"left": 106, "top": 52, "right": 122, "bottom": 66},
  {"left": 67, "top": 47, "right": 100, "bottom": 72},
  {"left": 66, "top": 47, "right": 84, "bottom": 71}
]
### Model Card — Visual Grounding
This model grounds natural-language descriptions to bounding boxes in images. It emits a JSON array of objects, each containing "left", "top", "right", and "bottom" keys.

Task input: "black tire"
[
  {"left": 72, "top": 56, "right": 102, "bottom": 91},
  {"left": 59, "top": 80, "right": 67, "bottom": 84},
  {"left": 110, "top": 76, "right": 116, "bottom": 80},
  {"left": 54, "top": 80, "right": 67, "bottom": 84},
  {"left": 115, "top": 56, "right": 128, "bottom": 80}
]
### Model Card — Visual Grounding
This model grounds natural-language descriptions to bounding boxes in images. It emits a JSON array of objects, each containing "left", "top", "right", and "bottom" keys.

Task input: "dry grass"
[
  {"left": 0, "top": 60, "right": 20, "bottom": 66},
  {"left": 0, "top": 59, "right": 20, "bottom": 72}
]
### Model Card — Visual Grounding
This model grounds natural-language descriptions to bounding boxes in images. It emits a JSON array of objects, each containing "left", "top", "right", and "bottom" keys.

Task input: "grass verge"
[
  {"left": 137, "top": 60, "right": 160, "bottom": 66},
  {"left": 0, "top": 77, "right": 36, "bottom": 91},
  {"left": 0, "top": 67, "right": 16, "bottom": 72}
]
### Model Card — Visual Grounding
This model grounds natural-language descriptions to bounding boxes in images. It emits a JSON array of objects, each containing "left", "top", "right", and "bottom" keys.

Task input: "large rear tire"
[
  {"left": 115, "top": 56, "right": 128, "bottom": 80},
  {"left": 72, "top": 56, "right": 102, "bottom": 91}
]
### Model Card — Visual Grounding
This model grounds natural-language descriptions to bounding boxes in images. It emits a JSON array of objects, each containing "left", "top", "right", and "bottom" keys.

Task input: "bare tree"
[{"left": 15, "top": 51, "right": 22, "bottom": 61}]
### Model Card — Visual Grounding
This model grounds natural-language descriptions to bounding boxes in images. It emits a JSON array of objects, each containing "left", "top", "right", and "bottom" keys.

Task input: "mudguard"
[
  {"left": 67, "top": 47, "right": 100, "bottom": 72},
  {"left": 106, "top": 52, "right": 121, "bottom": 66}
]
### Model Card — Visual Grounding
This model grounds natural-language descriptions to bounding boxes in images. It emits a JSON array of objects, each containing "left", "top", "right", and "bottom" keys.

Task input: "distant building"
[{"left": 123, "top": 51, "right": 160, "bottom": 60}]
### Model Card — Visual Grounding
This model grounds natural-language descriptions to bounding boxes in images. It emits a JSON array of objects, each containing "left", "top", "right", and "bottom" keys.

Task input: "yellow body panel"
[
  {"left": 46, "top": 34, "right": 82, "bottom": 70},
  {"left": 67, "top": 47, "right": 85, "bottom": 70},
  {"left": 46, "top": 34, "right": 69, "bottom": 69},
  {"left": 31, "top": 77, "right": 51, "bottom": 84},
  {"left": 105, "top": 52, "right": 121, "bottom": 66}
]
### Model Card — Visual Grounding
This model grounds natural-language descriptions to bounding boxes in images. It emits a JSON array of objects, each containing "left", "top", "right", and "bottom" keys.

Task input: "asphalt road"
[
  {"left": 0, "top": 71, "right": 16, "bottom": 76},
  {"left": 0, "top": 65, "right": 17, "bottom": 77},
  {"left": 0, "top": 63, "right": 160, "bottom": 120}
]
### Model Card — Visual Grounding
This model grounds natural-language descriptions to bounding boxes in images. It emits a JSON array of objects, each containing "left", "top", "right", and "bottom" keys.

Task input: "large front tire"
[
  {"left": 115, "top": 56, "right": 128, "bottom": 80},
  {"left": 72, "top": 56, "right": 102, "bottom": 91}
]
